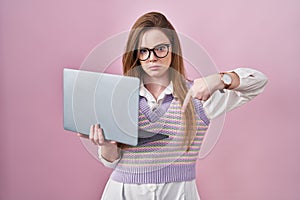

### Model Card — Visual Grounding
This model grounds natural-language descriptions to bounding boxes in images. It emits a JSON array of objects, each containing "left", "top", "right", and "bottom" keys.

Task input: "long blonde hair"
[{"left": 122, "top": 12, "right": 196, "bottom": 149}]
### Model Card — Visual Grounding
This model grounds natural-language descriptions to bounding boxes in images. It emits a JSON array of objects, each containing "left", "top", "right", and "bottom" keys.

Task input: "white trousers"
[{"left": 101, "top": 179, "right": 201, "bottom": 200}]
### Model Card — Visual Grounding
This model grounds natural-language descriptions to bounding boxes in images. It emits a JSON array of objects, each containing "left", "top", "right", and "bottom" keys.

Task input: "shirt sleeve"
[
  {"left": 203, "top": 68, "right": 268, "bottom": 120},
  {"left": 98, "top": 146, "right": 122, "bottom": 168}
]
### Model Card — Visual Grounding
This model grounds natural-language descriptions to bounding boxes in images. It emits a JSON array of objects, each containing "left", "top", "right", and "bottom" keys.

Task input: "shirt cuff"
[
  {"left": 231, "top": 68, "right": 268, "bottom": 92},
  {"left": 98, "top": 146, "right": 121, "bottom": 168}
]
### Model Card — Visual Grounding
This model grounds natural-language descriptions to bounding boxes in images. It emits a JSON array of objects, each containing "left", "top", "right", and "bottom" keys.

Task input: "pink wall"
[{"left": 1, "top": 0, "right": 299, "bottom": 199}]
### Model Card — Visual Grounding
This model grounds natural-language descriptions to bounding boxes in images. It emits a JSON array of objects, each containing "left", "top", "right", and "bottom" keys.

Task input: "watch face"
[{"left": 222, "top": 73, "right": 232, "bottom": 85}]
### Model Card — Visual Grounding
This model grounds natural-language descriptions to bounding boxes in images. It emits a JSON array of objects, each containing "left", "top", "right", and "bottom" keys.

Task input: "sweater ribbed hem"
[{"left": 110, "top": 164, "right": 196, "bottom": 184}]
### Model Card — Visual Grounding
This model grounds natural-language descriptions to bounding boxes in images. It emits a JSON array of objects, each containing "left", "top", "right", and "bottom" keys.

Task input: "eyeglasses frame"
[{"left": 138, "top": 43, "right": 171, "bottom": 61}]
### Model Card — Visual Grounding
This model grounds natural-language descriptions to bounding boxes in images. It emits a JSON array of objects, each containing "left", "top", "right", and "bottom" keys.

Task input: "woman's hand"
[
  {"left": 77, "top": 124, "right": 120, "bottom": 162},
  {"left": 181, "top": 74, "right": 223, "bottom": 112},
  {"left": 181, "top": 72, "right": 240, "bottom": 112}
]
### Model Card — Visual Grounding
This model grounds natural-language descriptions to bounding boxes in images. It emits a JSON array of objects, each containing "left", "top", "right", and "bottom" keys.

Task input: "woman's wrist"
[
  {"left": 218, "top": 71, "right": 240, "bottom": 90},
  {"left": 215, "top": 73, "right": 226, "bottom": 91},
  {"left": 101, "top": 144, "right": 120, "bottom": 162},
  {"left": 227, "top": 71, "right": 240, "bottom": 89}
]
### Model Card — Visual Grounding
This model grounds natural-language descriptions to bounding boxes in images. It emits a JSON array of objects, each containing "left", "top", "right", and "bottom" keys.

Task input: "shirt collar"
[{"left": 139, "top": 81, "right": 175, "bottom": 101}]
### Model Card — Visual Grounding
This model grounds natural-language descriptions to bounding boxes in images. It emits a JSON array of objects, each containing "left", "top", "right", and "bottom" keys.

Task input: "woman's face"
[{"left": 138, "top": 29, "right": 172, "bottom": 80}]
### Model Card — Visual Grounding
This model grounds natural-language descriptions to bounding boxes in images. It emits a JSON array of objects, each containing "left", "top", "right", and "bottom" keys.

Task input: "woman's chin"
[{"left": 145, "top": 71, "right": 167, "bottom": 79}]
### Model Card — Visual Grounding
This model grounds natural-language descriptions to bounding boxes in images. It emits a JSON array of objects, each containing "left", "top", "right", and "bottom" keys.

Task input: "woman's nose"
[{"left": 148, "top": 51, "right": 158, "bottom": 62}]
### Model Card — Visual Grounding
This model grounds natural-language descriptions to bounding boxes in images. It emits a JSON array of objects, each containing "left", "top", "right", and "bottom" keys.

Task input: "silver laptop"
[
  {"left": 63, "top": 68, "right": 141, "bottom": 146},
  {"left": 63, "top": 68, "right": 169, "bottom": 146}
]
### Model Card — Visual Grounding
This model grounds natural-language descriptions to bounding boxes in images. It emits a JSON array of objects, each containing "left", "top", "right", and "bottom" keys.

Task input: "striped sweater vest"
[{"left": 110, "top": 94, "right": 210, "bottom": 184}]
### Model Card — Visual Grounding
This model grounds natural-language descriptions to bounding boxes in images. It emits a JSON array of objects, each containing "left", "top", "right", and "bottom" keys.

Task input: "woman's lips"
[{"left": 148, "top": 65, "right": 161, "bottom": 70}]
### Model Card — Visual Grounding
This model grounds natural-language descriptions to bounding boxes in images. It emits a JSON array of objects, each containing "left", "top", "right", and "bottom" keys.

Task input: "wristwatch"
[{"left": 220, "top": 72, "right": 232, "bottom": 89}]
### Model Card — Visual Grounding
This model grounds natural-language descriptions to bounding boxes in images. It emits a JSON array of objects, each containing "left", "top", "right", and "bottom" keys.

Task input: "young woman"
[{"left": 79, "top": 11, "right": 268, "bottom": 200}]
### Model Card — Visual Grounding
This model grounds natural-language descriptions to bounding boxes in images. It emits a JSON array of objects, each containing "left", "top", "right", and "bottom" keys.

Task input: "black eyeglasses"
[{"left": 138, "top": 44, "right": 171, "bottom": 61}]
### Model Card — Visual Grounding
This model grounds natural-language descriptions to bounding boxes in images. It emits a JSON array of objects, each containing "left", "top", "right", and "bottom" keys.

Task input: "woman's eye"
[
  {"left": 140, "top": 49, "right": 148, "bottom": 55},
  {"left": 156, "top": 45, "right": 167, "bottom": 51}
]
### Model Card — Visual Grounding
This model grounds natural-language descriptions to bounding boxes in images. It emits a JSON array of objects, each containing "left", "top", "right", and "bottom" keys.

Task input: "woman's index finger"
[{"left": 181, "top": 89, "right": 192, "bottom": 113}]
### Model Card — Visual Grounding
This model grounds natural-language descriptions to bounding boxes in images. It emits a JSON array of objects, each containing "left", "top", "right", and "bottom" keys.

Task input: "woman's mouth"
[{"left": 148, "top": 65, "right": 161, "bottom": 70}]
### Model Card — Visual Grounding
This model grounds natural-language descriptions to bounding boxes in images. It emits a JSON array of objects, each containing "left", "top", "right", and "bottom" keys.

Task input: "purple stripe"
[
  {"left": 122, "top": 151, "right": 200, "bottom": 158},
  {"left": 111, "top": 164, "right": 196, "bottom": 184},
  {"left": 123, "top": 145, "right": 201, "bottom": 153}
]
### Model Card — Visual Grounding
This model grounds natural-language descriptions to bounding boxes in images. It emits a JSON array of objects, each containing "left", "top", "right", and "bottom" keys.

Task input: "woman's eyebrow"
[{"left": 139, "top": 42, "right": 170, "bottom": 49}]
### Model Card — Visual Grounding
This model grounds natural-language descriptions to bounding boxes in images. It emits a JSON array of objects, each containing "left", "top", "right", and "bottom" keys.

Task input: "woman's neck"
[{"left": 143, "top": 75, "right": 170, "bottom": 100}]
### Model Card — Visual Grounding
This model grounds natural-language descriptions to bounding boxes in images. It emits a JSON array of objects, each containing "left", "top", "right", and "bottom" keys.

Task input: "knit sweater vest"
[{"left": 110, "top": 94, "right": 210, "bottom": 184}]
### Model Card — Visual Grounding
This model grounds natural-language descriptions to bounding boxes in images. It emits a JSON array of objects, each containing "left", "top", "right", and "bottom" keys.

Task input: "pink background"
[{"left": 1, "top": 0, "right": 299, "bottom": 199}]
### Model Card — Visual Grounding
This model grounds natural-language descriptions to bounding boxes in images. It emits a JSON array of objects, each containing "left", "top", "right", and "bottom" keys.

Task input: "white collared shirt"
[{"left": 139, "top": 81, "right": 174, "bottom": 111}]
